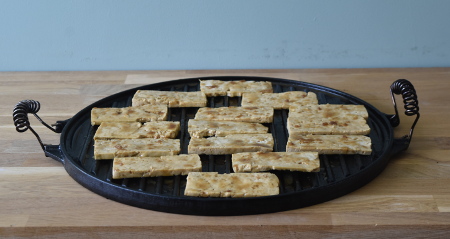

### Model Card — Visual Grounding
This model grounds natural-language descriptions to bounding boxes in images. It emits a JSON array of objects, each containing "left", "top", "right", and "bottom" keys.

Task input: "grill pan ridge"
[{"left": 15, "top": 76, "right": 418, "bottom": 216}]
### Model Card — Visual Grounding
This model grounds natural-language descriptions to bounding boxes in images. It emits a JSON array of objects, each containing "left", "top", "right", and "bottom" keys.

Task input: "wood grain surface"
[{"left": 1, "top": 68, "right": 449, "bottom": 238}]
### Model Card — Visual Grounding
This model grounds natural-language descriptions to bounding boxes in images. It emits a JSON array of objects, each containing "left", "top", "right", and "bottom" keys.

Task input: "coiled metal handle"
[
  {"left": 390, "top": 79, "right": 420, "bottom": 144},
  {"left": 13, "top": 100, "right": 58, "bottom": 150},
  {"left": 391, "top": 79, "right": 420, "bottom": 117}
]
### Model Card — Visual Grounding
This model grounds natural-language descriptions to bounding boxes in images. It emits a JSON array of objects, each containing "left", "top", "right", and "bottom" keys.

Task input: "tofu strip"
[
  {"left": 184, "top": 172, "right": 279, "bottom": 197},
  {"left": 112, "top": 154, "right": 201, "bottom": 179},
  {"left": 232, "top": 152, "right": 320, "bottom": 173}
]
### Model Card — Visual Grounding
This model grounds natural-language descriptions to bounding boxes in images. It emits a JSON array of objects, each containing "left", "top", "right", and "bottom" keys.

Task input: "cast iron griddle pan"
[{"left": 13, "top": 76, "right": 420, "bottom": 216}]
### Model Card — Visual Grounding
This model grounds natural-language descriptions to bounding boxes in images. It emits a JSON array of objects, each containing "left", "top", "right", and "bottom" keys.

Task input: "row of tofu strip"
[
  {"left": 93, "top": 105, "right": 371, "bottom": 157},
  {"left": 91, "top": 80, "right": 371, "bottom": 197}
]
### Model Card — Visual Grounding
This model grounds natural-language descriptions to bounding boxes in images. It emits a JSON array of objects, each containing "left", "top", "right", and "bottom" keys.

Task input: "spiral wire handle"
[
  {"left": 13, "top": 100, "right": 58, "bottom": 151},
  {"left": 390, "top": 79, "right": 420, "bottom": 143}
]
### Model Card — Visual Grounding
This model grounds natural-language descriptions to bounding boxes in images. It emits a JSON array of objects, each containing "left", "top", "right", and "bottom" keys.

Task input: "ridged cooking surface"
[
  {"left": 59, "top": 77, "right": 391, "bottom": 215},
  {"left": 65, "top": 80, "right": 381, "bottom": 197}
]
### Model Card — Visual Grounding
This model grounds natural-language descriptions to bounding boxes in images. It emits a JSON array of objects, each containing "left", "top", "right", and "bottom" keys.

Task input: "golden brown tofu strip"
[
  {"left": 112, "top": 154, "right": 201, "bottom": 179},
  {"left": 241, "top": 91, "right": 318, "bottom": 109},
  {"left": 131, "top": 90, "right": 207, "bottom": 107},
  {"left": 232, "top": 152, "right": 320, "bottom": 173},
  {"left": 286, "top": 134, "right": 372, "bottom": 155},
  {"left": 90, "top": 105, "right": 168, "bottom": 125},
  {"left": 287, "top": 116, "right": 370, "bottom": 135},
  {"left": 184, "top": 172, "right": 279, "bottom": 197},
  {"left": 289, "top": 104, "right": 369, "bottom": 119},
  {"left": 187, "top": 119, "right": 268, "bottom": 138},
  {"left": 194, "top": 106, "right": 274, "bottom": 123},
  {"left": 199, "top": 80, "right": 273, "bottom": 97},
  {"left": 94, "top": 138, "right": 180, "bottom": 160},
  {"left": 188, "top": 134, "right": 274, "bottom": 155},
  {"left": 94, "top": 121, "right": 180, "bottom": 140}
]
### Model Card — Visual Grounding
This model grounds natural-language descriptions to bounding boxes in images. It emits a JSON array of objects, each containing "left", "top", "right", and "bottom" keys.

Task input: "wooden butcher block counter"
[{"left": 1, "top": 68, "right": 449, "bottom": 238}]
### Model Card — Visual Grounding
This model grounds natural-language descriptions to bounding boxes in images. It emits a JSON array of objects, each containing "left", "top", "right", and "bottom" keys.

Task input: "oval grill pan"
[{"left": 59, "top": 76, "right": 395, "bottom": 216}]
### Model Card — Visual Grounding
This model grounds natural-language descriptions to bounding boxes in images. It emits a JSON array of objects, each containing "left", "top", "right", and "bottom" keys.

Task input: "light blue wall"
[{"left": 1, "top": 0, "right": 449, "bottom": 71}]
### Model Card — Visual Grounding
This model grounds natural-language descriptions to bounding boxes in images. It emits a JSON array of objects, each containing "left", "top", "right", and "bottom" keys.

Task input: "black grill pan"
[{"left": 13, "top": 76, "right": 420, "bottom": 216}]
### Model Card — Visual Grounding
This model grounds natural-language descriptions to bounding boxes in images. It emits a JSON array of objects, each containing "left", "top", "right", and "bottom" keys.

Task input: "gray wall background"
[{"left": 1, "top": 0, "right": 449, "bottom": 71}]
